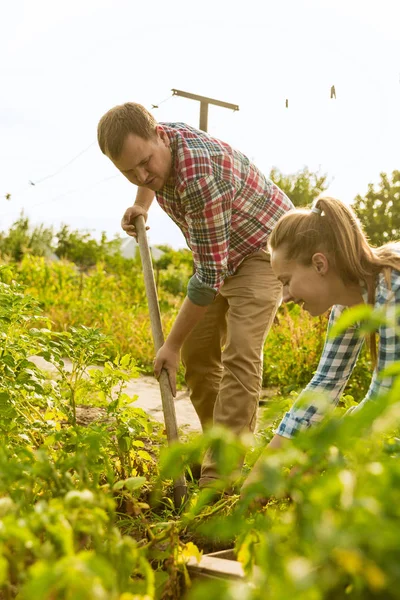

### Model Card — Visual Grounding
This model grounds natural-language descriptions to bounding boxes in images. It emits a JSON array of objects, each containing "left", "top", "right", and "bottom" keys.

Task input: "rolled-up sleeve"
[
  {"left": 181, "top": 175, "right": 235, "bottom": 305},
  {"left": 276, "top": 305, "right": 365, "bottom": 438},
  {"left": 187, "top": 274, "right": 218, "bottom": 306}
]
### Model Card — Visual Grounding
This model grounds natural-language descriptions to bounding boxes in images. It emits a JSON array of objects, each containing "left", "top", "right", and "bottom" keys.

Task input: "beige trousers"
[{"left": 181, "top": 249, "right": 282, "bottom": 487}]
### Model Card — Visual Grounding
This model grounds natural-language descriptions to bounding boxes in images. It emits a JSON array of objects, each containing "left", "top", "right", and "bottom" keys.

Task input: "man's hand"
[
  {"left": 154, "top": 343, "right": 180, "bottom": 396},
  {"left": 152, "top": 298, "right": 208, "bottom": 397},
  {"left": 121, "top": 205, "right": 149, "bottom": 239}
]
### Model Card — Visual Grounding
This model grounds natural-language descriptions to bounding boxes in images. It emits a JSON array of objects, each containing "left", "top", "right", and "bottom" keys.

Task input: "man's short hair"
[{"left": 97, "top": 102, "right": 157, "bottom": 159}]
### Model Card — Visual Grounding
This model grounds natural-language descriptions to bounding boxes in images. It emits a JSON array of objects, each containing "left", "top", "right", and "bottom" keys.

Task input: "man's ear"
[
  {"left": 156, "top": 125, "right": 170, "bottom": 147},
  {"left": 311, "top": 252, "right": 329, "bottom": 275}
]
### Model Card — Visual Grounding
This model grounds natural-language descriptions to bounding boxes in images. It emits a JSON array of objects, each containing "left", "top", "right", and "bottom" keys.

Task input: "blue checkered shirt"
[{"left": 276, "top": 267, "right": 400, "bottom": 438}]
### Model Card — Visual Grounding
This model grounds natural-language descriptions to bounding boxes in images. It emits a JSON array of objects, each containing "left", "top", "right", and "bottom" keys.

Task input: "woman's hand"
[{"left": 240, "top": 434, "right": 289, "bottom": 505}]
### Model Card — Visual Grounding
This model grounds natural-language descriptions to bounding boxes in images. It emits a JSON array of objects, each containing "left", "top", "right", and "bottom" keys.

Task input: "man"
[{"left": 97, "top": 102, "right": 293, "bottom": 489}]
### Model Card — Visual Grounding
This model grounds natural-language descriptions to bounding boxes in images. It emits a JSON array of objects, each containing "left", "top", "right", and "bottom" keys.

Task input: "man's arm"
[
  {"left": 154, "top": 297, "right": 208, "bottom": 395},
  {"left": 154, "top": 176, "right": 236, "bottom": 393},
  {"left": 134, "top": 187, "right": 155, "bottom": 211},
  {"left": 182, "top": 176, "right": 233, "bottom": 292}
]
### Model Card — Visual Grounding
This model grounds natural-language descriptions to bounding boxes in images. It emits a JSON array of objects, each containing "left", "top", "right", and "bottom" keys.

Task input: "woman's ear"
[{"left": 311, "top": 252, "right": 329, "bottom": 275}]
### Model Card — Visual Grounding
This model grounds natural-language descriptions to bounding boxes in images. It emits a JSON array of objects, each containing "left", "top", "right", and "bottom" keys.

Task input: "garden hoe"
[{"left": 134, "top": 215, "right": 187, "bottom": 508}]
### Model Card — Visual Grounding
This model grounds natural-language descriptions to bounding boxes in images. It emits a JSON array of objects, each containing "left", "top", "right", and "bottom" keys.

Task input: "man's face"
[
  {"left": 271, "top": 246, "right": 335, "bottom": 317},
  {"left": 111, "top": 126, "right": 173, "bottom": 191}
]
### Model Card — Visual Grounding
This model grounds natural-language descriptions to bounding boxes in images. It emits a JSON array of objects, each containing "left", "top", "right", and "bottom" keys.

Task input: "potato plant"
[{"left": 0, "top": 269, "right": 193, "bottom": 598}]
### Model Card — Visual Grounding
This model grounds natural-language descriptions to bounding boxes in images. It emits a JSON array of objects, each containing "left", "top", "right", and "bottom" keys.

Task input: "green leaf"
[
  {"left": 137, "top": 449, "right": 152, "bottom": 462},
  {"left": 113, "top": 477, "right": 146, "bottom": 491},
  {"left": 379, "top": 363, "right": 400, "bottom": 378},
  {"left": 329, "top": 305, "right": 374, "bottom": 338},
  {"left": 113, "top": 480, "right": 126, "bottom": 491},
  {"left": 124, "top": 476, "right": 146, "bottom": 491},
  {"left": 0, "top": 556, "right": 8, "bottom": 585}
]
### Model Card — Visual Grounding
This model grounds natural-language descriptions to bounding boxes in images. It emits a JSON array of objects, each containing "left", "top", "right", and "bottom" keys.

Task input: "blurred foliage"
[
  {"left": 353, "top": 170, "right": 400, "bottom": 246},
  {"left": 0, "top": 213, "right": 54, "bottom": 261},
  {"left": 55, "top": 224, "right": 112, "bottom": 270},
  {"left": 269, "top": 166, "right": 329, "bottom": 207}
]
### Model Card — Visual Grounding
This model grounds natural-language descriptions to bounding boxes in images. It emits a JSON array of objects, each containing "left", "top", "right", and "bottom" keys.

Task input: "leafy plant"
[
  {"left": 270, "top": 166, "right": 329, "bottom": 207},
  {"left": 353, "top": 170, "right": 400, "bottom": 245}
]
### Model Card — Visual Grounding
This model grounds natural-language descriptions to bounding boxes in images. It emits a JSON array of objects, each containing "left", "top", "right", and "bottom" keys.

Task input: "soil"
[{"left": 30, "top": 355, "right": 202, "bottom": 432}]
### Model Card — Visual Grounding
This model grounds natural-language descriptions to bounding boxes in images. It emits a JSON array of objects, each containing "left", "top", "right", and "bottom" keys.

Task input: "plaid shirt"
[
  {"left": 156, "top": 123, "right": 293, "bottom": 294},
  {"left": 277, "top": 266, "right": 400, "bottom": 438}
]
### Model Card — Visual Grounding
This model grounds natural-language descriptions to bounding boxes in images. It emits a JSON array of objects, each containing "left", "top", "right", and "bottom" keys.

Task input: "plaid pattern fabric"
[
  {"left": 277, "top": 267, "right": 400, "bottom": 438},
  {"left": 156, "top": 123, "right": 293, "bottom": 290}
]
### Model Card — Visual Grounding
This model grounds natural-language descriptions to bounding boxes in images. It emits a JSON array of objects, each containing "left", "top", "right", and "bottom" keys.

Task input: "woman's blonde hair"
[{"left": 269, "top": 196, "right": 400, "bottom": 364}]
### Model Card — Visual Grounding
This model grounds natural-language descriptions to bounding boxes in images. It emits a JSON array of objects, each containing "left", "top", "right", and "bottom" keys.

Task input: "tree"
[
  {"left": 152, "top": 245, "right": 193, "bottom": 294},
  {"left": 0, "top": 213, "right": 54, "bottom": 261},
  {"left": 55, "top": 225, "right": 108, "bottom": 270},
  {"left": 353, "top": 170, "right": 400, "bottom": 246},
  {"left": 269, "top": 166, "right": 328, "bottom": 207}
]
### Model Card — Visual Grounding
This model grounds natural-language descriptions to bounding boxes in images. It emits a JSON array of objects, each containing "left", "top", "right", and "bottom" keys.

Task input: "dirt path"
[
  {"left": 30, "top": 356, "right": 202, "bottom": 432},
  {"left": 124, "top": 374, "right": 201, "bottom": 432}
]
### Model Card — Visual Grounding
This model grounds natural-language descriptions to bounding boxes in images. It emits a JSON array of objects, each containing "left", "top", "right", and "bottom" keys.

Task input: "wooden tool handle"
[{"left": 134, "top": 216, "right": 187, "bottom": 507}]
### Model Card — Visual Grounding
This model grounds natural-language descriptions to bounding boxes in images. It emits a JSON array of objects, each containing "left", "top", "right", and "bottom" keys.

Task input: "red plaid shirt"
[{"left": 156, "top": 123, "right": 293, "bottom": 293}]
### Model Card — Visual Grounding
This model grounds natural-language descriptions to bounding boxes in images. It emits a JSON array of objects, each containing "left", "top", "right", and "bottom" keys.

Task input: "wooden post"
[
  {"left": 171, "top": 89, "right": 239, "bottom": 132},
  {"left": 199, "top": 101, "right": 209, "bottom": 132}
]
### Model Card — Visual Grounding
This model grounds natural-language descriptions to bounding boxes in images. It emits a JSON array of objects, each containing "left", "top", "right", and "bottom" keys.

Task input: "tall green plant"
[
  {"left": 353, "top": 170, "right": 400, "bottom": 245},
  {"left": 270, "top": 167, "right": 328, "bottom": 207}
]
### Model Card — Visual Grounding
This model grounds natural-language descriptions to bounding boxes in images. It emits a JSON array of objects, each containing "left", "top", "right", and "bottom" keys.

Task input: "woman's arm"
[{"left": 277, "top": 304, "right": 365, "bottom": 439}]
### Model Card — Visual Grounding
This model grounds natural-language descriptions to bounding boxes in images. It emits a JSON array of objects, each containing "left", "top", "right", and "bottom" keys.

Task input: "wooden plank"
[
  {"left": 171, "top": 89, "right": 239, "bottom": 112},
  {"left": 206, "top": 549, "right": 236, "bottom": 561},
  {"left": 186, "top": 555, "right": 245, "bottom": 580}
]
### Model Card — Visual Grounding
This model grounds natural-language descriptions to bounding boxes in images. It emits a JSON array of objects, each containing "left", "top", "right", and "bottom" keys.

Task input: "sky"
[{"left": 1, "top": 0, "right": 399, "bottom": 248}]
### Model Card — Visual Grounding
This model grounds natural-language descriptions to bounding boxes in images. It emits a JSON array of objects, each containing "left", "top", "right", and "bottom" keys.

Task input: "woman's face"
[{"left": 271, "top": 246, "right": 338, "bottom": 316}]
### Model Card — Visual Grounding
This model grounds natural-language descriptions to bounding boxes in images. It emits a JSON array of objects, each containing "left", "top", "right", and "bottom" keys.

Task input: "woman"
[{"left": 244, "top": 196, "right": 400, "bottom": 484}]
